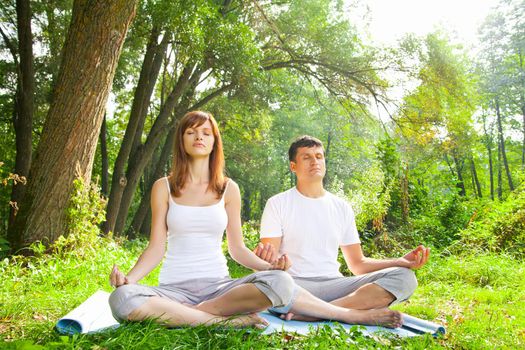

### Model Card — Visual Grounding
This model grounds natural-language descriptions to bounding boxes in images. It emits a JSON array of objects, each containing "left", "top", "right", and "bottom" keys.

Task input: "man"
[{"left": 255, "top": 135, "right": 429, "bottom": 319}]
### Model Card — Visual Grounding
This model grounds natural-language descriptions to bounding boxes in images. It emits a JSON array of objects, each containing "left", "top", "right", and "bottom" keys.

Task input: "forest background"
[{"left": 0, "top": 0, "right": 524, "bottom": 349}]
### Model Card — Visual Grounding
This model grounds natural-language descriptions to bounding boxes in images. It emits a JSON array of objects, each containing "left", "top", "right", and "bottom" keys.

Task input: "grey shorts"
[
  {"left": 109, "top": 270, "right": 296, "bottom": 321},
  {"left": 271, "top": 267, "right": 418, "bottom": 313}
]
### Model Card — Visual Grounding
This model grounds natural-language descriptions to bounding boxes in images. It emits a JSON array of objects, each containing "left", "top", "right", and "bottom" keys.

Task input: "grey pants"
[
  {"left": 271, "top": 267, "right": 418, "bottom": 313},
  {"left": 109, "top": 270, "right": 296, "bottom": 321}
]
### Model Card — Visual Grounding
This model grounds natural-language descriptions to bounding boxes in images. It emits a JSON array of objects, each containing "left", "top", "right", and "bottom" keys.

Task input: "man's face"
[{"left": 290, "top": 146, "right": 326, "bottom": 182}]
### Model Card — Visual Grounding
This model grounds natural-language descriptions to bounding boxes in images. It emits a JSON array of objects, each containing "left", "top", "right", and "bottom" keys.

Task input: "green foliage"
[
  {"left": 390, "top": 193, "right": 479, "bottom": 252},
  {"left": 0, "top": 237, "right": 9, "bottom": 260},
  {"left": 0, "top": 161, "right": 27, "bottom": 258},
  {"left": 460, "top": 183, "right": 525, "bottom": 257},
  {"left": 346, "top": 162, "right": 391, "bottom": 233},
  {"left": 49, "top": 177, "right": 107, "bottom": 257}
]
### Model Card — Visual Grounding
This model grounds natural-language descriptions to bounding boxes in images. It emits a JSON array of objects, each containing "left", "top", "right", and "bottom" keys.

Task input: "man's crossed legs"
[{"left": 272, "top": 267, "right": 417, "bottom": 321}]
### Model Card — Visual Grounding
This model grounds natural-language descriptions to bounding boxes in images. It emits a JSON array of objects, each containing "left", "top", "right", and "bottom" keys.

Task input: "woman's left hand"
[{"left": 269, "top": 254, "right": 292, "bottom": 271}]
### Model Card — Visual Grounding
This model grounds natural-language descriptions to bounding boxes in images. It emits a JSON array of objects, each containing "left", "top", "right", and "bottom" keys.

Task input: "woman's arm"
[
  {"left": 224, "top": 180, "right": 277, "bottom": 271},
  {"left": 110, "top": 179, "right": 168, "bottom": 286}
]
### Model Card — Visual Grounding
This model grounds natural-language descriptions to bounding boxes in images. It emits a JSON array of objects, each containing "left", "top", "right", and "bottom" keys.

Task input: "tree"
[
  {"left": 478, "top": 10, "right": 516, "bottom": 194},
  {"left": 8, "top": 0, "right": 137, "bottom": 251},
  {"left": 103, "top": 0, "right": 388, "bottom": 235},
  {"left": 5, "top": 0, "right": 35, "bottom": 230},
  {"left": 396, "top": 32, "right": 478, "bottom": 198}
]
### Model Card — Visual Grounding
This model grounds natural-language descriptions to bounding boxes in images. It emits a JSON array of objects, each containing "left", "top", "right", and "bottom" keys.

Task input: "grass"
[{"left": 1, "top": 235, "right": 524, "bottom": 349}]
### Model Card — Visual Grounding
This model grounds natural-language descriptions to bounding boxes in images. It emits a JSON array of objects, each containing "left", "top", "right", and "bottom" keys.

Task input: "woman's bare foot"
[
  {"left": 225, "top": 313, "right": 268, "bottom": 329},
  {"left": 279, "top": 312, "right": 319, "bottom": 322}
]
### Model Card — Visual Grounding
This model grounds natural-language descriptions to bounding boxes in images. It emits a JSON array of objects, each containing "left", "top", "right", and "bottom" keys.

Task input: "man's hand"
[
  {"left": 253, "top": 242, "right": 277, "bottom": 264},
  {"left": 110, "top": 264, "right": 129, "bottom": 288},
  {"left": 399, "top": 245, "right": 430, "bottom": 269},
  {"left": 254, "top": 242, "right": 292, "bottom": 271},
  {"left": 269, "top": 254, "right": 292, "bottom": 271}
]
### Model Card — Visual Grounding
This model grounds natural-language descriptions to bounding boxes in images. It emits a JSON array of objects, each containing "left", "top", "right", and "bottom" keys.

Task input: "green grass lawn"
[{"left": 1, "top": 237, "right": 524, "bottom": 349}]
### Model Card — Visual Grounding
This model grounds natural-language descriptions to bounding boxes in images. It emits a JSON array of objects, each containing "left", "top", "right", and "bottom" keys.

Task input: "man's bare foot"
[
  {"left": 348, "top": 308, "right": 403, "bottom": 328},
  {"left": 225, "top": 313, "right": 268, "bottom": 329},
  {"left": 284, "top": 308, "right": 402, "bottom": 328}
]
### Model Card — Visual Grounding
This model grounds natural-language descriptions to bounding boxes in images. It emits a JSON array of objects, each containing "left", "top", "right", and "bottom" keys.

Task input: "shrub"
[{"left": 459, "top": 184, "right": 525, "bottom": 257}]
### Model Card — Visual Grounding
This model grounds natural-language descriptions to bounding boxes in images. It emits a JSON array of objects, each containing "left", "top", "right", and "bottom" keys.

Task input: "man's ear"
[{"left": 290, "top": 161, "right": 296, "bottom": 173}]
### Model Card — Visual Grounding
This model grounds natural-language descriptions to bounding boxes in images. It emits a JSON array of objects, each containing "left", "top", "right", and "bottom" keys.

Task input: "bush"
[
  {"left": 49, "top": 177, "right": 107, "bottom": 257},
  {"left": 459, "top": 184, "right": 525, "bottom": 257}
]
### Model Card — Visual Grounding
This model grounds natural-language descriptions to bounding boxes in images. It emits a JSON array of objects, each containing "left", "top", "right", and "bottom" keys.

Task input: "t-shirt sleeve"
[
  {"left": 340, "top": 202, "right": 361, "bottom": 245},
  {"left": 260, "top": 198, "right": 283, "bottom": 238}
]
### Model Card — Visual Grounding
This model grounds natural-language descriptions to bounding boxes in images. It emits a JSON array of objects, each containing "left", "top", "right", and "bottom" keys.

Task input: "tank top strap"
[
  {"left": 165, "top": 177, "right": 173, "bottom": 203},
  {"left": 221, "top": 179, "right": 231, "bottom": 201}
]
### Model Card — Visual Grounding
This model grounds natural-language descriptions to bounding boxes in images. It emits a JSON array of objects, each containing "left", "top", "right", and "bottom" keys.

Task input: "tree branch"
[{"left": 0, "top": 24, "right": 19, "bottom": 65}]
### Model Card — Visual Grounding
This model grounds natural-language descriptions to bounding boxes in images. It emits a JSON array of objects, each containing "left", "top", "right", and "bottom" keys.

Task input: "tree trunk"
[
  {"left": 43, "top": 0, "right": 67, "bottom": 87},
  {"left": 400, "top": 164, "right": 409, "bottom": 223},
  {"left": 522, "top": 102, "right": 525, "bottom": 170},
  {"left": 131, "top": 32, "right": 171, "bottom": 167},
  {"left": 100, "top": 114, "right": 109, "bottom": 196},
  {"left": 103, "top": 27, "right": 169, "bottom": 234},
  {"left": 8, "top": 0, "right": 137, "bottom": 251},
  {"left": 127, "top": 131, "right": 175, "bottom": 237},
  {"left": 488, "top": 145, "right": 494, "bottom": 200},
  {"left": 453, "top": 154, "right": 466, "bottom": 196},
  {"left": 139, "top": 205, "right": 152, "bottom": 238},
  {"left": 495, "top": 98, "right": 514, "bottom": 191},
  {"left": 112, "top": 66, "right": 201, "bottom": 234},
  {"left": 482, "top": 113, "right": 494, "bottom": 200},
  {"left": 242, "top": 188, "right": 252, "bottom": 222},
  {"left": 470, "top": 156, "right": 482, "bottom": 198},
  {"left": 323, "top": 130, "right": 332, "bottom": 187},
  {"left": 8, "top": 0, "right": 35, "bottom": 230},
  {"left": 517, "top": 48, "right": 525, "bottom": 169},
  {"left": 497, "top": 140, "right": 502, "bottom": 200},
  {"left": 112, "top": 79, "right": 232, "bottom": 234}
]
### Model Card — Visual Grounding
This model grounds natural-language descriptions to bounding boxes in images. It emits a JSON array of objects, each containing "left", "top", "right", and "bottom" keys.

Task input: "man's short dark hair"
[{"left": 288, "top": 135, "right": 324, "bottom": 162}]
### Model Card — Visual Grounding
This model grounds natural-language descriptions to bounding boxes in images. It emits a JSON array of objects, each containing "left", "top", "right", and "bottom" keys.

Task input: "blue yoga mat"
[{"left": 56, "top": 291, "right": 445, "bottom": 337}]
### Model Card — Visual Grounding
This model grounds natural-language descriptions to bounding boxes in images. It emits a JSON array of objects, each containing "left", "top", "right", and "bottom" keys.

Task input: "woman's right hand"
[
  {"left": 110, "top": 264, "right": 129, "bottom": 288},
  {"left": 269, "top": 254, "right": 292, "bottom": 271}
]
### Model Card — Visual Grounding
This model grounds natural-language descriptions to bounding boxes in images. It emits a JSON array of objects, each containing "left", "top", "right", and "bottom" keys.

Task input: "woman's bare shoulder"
[
  {"left": 151, "top": 177, "right": 170, "bottom": 199},
  {"left": 225, "top": 178, "right": 239, "bottom": 191}
]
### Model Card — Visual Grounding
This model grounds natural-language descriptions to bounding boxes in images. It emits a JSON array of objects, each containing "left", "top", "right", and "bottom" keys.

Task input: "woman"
[{"left": 109, "top": 111, "right": 295, "bottom": 328}]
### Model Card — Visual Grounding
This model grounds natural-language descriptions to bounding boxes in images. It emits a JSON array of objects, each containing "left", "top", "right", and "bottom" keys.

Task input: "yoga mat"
[
  {"left": 259, "top": 311, "right": 445, "bottom": 337},
  {"left": 56, "top": 291, "right": 119, "bottom": 334},
  {"left": 56, "top": 290, "right": 445, "bottom": 337}
]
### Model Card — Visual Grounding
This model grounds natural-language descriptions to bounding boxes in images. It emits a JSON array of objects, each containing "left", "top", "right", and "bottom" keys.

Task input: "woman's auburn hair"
[{"left": 168, "top": 110, "right": 226, "bottom": 198}]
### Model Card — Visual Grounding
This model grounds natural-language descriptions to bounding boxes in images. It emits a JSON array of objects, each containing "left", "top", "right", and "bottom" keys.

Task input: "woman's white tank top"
[{"left": 158, "top": 177, "right": 230, "bottom": 284}]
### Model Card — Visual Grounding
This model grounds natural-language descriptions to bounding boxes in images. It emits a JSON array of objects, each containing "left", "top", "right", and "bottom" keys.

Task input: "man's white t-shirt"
[{"left": 260, "top": 187, "right": 360, "bottom": 278}]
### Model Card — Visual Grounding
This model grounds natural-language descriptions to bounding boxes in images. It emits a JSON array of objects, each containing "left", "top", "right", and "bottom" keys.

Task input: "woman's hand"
[
  {"left": 110, "top": 264, "right": 129, "bottom": 288},
  {"left": 269, "top": 253, "right": 292, "bottom": 271},
  {"left": 254, "top": 242, "right": 292, "bottom": 271}
]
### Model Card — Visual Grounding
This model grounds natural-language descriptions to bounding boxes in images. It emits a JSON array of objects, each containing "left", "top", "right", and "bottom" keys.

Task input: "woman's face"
[{"left": 183, "top": 119, "right": 215, "bottom": 158}]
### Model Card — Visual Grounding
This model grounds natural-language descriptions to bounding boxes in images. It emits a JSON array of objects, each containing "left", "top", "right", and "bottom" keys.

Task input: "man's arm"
[{"left": 341, "top": 243, "right": 430, "bottom": 275}]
